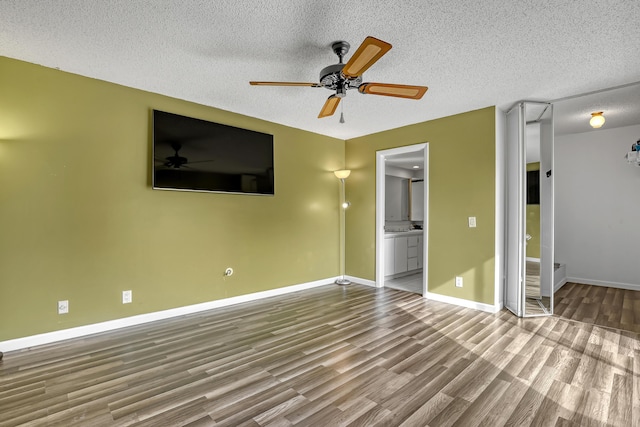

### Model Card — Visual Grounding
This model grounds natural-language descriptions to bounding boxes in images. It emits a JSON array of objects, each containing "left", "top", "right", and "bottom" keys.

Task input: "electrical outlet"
[
  {"left": 468, "top": 217, "right": 477, "bottom": 228},
  {"left": 455, "top": 276, "right": 463, "bottom": 288},
  {"left": 58, "top": 300, "right": 69, "bottom": 314},
  {"left": 122, "top": 290, "right": 132, "bottom": 304}
]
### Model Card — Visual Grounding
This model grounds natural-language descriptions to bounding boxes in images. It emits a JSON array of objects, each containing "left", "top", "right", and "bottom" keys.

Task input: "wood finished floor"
[
  {"left": 555, "top": 282, "right": 640, "bottom": 334},
  {"left": 1, "top": 284, "right": 639, "bottom": 426}
]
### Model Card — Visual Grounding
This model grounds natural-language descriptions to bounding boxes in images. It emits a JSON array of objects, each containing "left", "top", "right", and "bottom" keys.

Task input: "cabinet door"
[
  {"left": 417, "top": 236, "right": 423, "bottom": 269},
  {"left": 394, "top": 236, "right": 408, "bottom": 274},
  {"left": 408, "top": 246, "right": 418, "bottom": 258},
  {"left": 384, "top": 238, "right": 395, "bottom": 276}
]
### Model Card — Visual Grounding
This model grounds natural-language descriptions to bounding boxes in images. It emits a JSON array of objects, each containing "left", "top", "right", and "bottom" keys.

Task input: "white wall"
[{"left": 555, "top": 124, "right": 640, "bottom": 290}]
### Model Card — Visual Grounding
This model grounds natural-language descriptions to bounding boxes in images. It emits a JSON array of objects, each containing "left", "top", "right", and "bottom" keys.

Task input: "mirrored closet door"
[{"left": 505, "top": 101, "right": 554, "bottom": 317}]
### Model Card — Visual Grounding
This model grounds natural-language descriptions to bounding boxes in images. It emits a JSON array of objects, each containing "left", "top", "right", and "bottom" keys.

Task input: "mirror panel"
[{"left": 523, "top": 102, "right": 553, "bottom": 316}]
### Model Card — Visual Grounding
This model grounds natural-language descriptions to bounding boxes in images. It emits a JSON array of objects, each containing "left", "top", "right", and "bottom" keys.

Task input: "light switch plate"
[{"left": 468, "top": 216, "right": 477, "bottom": 228}]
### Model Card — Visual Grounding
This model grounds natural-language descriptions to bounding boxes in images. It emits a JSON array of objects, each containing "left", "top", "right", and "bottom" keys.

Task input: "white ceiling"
[
  {"left": 1, "top": 1, "right": 639, "bottom": 140},
  {"left": 385, "top": 151, "right": 424, "bottom": 171}
]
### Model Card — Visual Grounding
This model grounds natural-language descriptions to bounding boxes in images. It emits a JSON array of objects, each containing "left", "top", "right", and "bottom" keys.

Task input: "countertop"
[{"left": 384, "top": 230, "right": 423, "bottom": 238}]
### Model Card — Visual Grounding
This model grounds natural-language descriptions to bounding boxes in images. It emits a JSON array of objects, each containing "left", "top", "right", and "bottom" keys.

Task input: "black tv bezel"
[{"left": 151, "top": 110, "right": 275, "bottom": 196}]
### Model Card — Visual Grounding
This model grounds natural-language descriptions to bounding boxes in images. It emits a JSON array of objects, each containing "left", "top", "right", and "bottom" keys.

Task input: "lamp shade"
[
  {"left": 590, "top": 112, "right": 605, "bottom": 129},
  {"left": 334, "top": 169, "right": 351, "bottom": 179}
]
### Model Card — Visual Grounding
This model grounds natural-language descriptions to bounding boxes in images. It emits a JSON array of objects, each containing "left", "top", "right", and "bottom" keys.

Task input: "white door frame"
[{"left": 375, "top": 143, "right": 429, "bottom": 294}]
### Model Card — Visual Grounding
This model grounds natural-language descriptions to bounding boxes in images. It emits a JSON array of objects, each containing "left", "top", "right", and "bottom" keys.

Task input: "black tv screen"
[{"left": 152, "top": 110, "right": 274, "bottom": 195}]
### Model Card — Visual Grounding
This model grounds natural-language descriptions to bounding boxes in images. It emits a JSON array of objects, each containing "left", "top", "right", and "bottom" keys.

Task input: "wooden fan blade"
[
  {"left": 342, "top": 36, "right": 392, "bottom": 78},
  {"left": 318, "top": 95, "right": 341, "bottom": 118},
  {"left": 358, "top": 83, "right": 428, "bottom": 99},
  {"left": 250, "top": 81, "right": 321, "bottom": 87}
]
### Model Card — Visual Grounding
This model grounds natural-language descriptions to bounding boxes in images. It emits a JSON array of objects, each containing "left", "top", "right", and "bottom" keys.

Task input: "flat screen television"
[
  {"left": 526, "top": 169, "right": 540, "bottom": 205},
  {"left": 152, "top": 110, "right": 274, "bottom": 195}
]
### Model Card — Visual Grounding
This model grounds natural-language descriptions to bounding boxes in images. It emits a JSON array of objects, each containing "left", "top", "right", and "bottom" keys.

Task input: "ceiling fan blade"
[
  {"left": 187, "top": 159, "right": 216, "bottom": 164},
  {"left": 342, "top": 36, "right": 392, "bottom": 78},
  {"left": 250, "top": 81, "right": 321, "bottom": 87},
  {"left": 358, "top": 83, "right": 428, "bottom": 99},
  {"left": 318, "top": 95, "right": 341, "bottom": 118}
]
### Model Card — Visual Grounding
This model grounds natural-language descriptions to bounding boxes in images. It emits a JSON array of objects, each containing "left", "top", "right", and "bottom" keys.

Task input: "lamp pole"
[{"left": 334, "top": 170, "right": 351, "bottom": 285}]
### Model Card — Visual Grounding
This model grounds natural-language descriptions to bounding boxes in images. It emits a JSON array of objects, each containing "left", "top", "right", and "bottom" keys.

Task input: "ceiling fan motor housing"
[
  {"left": 319, "top": 40, "right": 362, "bottom": 96},
  {"left": 319, "top": 64, "right": 362, "bottom": 95}
]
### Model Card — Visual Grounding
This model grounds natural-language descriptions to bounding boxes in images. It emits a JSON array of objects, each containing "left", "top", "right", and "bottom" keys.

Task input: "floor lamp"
[{"left": 334, "top": 169, "right": 351, "bottom": 285}]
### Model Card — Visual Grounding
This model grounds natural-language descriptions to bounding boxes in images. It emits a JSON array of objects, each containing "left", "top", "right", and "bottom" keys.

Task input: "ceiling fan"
[
  {"left": 156, "top": 142, "right": 215, "bottom": 169},
  {"left": 250, "top": 36, "right": 428, "bottom": 119},
  {"left": 161, "top": 142, "right": 188, "bottom": 168}
]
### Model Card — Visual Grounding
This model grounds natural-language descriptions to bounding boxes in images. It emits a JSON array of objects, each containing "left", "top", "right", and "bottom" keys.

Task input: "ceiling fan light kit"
[{"left": 250, "top": 36, "right": 428, "bottom": 119}]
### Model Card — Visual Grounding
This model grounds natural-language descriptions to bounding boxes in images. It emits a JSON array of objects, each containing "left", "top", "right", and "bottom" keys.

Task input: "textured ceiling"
[{"left": 1, "top": 1, "right": 639, "bottom": 139}]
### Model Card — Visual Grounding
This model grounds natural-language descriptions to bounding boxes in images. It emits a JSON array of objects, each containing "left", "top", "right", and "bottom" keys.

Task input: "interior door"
[{"left": 505, "top": 104, "right": 525, "bottom": 316}]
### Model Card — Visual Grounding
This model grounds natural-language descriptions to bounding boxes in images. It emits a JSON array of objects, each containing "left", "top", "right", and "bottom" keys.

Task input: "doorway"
[{"left": 375, "top": 144, "right": 429, "bottom": 295}]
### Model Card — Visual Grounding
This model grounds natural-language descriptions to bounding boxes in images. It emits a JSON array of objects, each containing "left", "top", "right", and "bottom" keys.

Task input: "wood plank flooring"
[
  {"left": 1, "top": 284, "right": 638, "bottom": 426},
  {"left": 555, "top": 282, "right": 640, "bottom": 334}
]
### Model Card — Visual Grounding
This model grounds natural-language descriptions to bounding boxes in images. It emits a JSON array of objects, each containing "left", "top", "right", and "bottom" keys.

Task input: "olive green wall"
[
  {"left": 526, "top": 162, "right": 541, "bottom": 259},
  {"left": 0, "top": 57, "right": 344, "bottom": 341},
  {"left": 345, "top": 107, "right": 496, "bottom": 304}
]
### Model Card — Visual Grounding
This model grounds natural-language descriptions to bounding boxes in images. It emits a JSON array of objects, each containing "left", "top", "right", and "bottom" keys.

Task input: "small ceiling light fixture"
[
  {"left": 589, "top": 111, "right": 605, "bottom": 129},
  {"left": 412, "top": 165, "right": 420, "bottom": 169}
]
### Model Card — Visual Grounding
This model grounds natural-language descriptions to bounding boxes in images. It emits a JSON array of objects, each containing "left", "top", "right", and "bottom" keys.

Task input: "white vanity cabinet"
[
  {"left": 384, "top": 231, "right": 423, "bottom": 277},
  {"left": 384, "top": 237, "right": 395, "bottom": 276},
  {"left": 394, "top": 236, "right": 409, "bottom": 274},
  {"left": 407, "top": 235, "right": 419, "bottom": 271}
]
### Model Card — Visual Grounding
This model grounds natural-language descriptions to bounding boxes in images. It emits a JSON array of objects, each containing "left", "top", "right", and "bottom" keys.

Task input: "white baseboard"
[
  {"left": 553, "top": 263, "right": 567, "bottom": 292},
  {"left": 424, "top": 291, "right": 501, "bottom": 314},
  {"left": 565, "top": 277, "right": 640, "bottom": 292},
  {"left": 526, "top": 257, "right": 541, "bottom": 262},
  {"left": 344, "top": 276, "right": 377, "bottom": 288},
  {"left": 554, "top": 278, "right": 568, "bottom": 292},
  {"left": 0, "top": 277, "right": 339, "bottom": 353}
]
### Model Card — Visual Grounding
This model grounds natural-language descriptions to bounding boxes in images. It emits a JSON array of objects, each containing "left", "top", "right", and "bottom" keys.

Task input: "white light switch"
[{"left": 468, "top": 217, "right": 477, "bottom": 228}]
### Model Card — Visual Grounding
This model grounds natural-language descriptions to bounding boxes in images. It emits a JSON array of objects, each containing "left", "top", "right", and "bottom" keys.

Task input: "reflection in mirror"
[{"left": 384, "top": 176, "right": 410, "bottom": 221}]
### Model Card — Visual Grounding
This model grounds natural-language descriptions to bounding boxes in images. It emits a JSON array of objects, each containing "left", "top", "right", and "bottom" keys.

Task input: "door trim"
[{"left": 375, "top": 143, "right": 429, "bottom": 295}]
